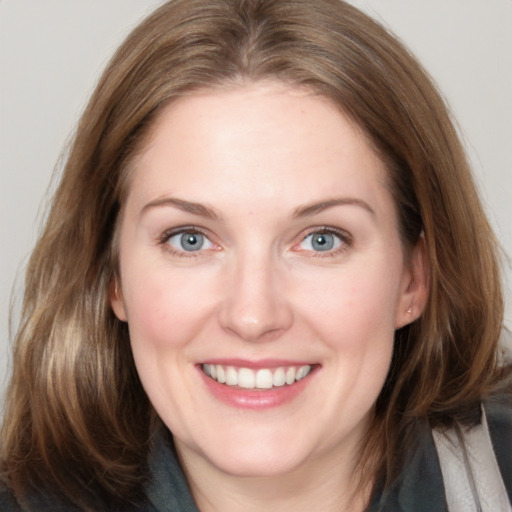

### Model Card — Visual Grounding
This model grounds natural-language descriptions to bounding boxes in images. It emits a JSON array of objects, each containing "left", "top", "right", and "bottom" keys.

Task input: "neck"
[{"left": 175, "top": 440, "right": 372, "bottom": 512}]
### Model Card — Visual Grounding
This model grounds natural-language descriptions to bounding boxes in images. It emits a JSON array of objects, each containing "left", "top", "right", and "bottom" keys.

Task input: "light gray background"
[{"left": 1, "top": 1, "right": 511, "bottom": 401}]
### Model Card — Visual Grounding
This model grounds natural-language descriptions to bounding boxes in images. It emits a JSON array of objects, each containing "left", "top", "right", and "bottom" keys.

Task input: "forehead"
[{"left": 123, "top": 82, "right": 392, "bottom": 220}]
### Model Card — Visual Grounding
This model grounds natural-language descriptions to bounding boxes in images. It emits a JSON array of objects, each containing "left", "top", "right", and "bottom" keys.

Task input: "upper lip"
[{"left": 199, "top": 358, "right": 317, "bottom": 369}]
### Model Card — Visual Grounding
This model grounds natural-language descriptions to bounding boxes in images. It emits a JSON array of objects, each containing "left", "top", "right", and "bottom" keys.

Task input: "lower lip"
[{"left": 198, "top": 367, "right": 317, "bottom": 410}]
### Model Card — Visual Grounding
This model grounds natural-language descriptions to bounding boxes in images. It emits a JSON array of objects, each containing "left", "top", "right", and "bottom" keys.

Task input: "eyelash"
[
  {"left": 296, "top": 226, "right": 352, "bottom": 258},
  {"left": 157, "top": 225, "right": 353, "bottom": 258},
  {"left": 158, "top": 226, "right": 215, "bottom": 258}
]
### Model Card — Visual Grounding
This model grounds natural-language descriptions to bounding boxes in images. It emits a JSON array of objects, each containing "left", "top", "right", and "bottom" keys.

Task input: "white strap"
[{"left": 433, "top": 408, "right": 512, "bottom": 512}]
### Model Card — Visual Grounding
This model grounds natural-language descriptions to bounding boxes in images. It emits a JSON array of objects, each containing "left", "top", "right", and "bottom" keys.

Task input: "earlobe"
[
  {"left": 110, "top": 278, "right": 128, "bottom": 322},
  {"left": 395, "top": 236, "right": 430, "bottom": 329}
]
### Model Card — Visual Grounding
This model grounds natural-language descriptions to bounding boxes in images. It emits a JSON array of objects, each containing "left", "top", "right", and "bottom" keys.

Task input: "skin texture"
[{"left": 111, "top": 82, "right": 428, "bottom": 511}]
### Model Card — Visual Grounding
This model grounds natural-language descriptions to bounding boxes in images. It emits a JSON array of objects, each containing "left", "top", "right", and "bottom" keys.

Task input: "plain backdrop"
[{"left": 1, "top": 1, "right": 511, "bottom": 401}]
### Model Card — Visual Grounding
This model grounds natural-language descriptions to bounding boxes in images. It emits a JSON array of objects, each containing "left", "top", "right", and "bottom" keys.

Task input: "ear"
[
  {"left": 109, "top": 278, "right": 128, "bottom": 322},
  {"left": 395, "top": 235, "right": 430, "bottom": 329}
]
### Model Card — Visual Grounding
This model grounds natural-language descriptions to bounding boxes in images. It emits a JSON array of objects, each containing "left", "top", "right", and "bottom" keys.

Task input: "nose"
[{"left": 218, "top": 251, "right": 293, "bottom": 342}]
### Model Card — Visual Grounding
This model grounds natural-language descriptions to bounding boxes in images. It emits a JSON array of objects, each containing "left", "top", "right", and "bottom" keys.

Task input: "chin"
[
  {"left": 206, "top": 448, "right": 308, "bottom": 478},
  {"left": 182, "top": 428, "right": 316, "bottom": 478}
]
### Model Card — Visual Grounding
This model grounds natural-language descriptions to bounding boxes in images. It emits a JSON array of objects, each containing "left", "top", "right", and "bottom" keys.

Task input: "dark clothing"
[{"left": 1, "top": 400, "right": 511, "bottom": 511}]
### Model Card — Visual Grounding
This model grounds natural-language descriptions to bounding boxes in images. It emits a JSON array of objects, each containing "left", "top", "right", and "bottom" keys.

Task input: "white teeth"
[
  {"left": 238, "top": 368, "right": 255, "bottom": 389},
  {"left": 273, "top": 367, "right": 286, "bottom": 387},
  {"left": 296, "top": 365, "right": 307, "bottom": 380},
  {"left": 285, "top": 367, "right": 295, "bottom": 385},
  {"left": 296, "top": 365, "right": 312, "bottom": 382},
  {"left": 226, "top": 366, "right": 238, "bottom": 386},
  {"left": 202, "top": 364, "right": 313, "bottom": 390},
  {"left": 255, "top": 369, "right": 273, "bottom": 389},
  {"left": 217, "top": 365, "right": 226, "bottom": 383}
]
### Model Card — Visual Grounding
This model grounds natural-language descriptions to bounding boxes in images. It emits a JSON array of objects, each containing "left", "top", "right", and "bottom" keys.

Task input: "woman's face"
[{"left": 112, "top": 83, "right": 427, "bottom": 479}]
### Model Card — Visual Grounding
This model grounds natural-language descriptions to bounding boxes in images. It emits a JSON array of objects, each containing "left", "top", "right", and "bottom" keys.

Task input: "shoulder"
[
  {"left": 367, "top": 395, "right": 512, "bottom": 512},
  {"left": 0, "top": 479, "right": 109, "bottom": 512},
  {"left": 367, "top": 420, "right": 448, "bottom": 512},
  {"left": 430, "top": 396, "right": 512, "bottom": 512},
  {"left": 484, "top": 393, "right": 512, "bottom": 502},
  {"left": 145, "top": 427, "right": 199, "bottom": 512},
  {"left": 0, "top": 483, "right": 20, "bottom": 511}
]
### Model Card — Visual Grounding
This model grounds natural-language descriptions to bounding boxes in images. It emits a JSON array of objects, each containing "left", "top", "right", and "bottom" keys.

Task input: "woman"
[{"left": 1, "top": 0, "right": 511, "bottom": 510}]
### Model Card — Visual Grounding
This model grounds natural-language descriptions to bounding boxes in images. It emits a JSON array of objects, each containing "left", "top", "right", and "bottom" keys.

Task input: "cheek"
[
  {"left": 122, "top": 264, "right": 215, "bottom": 349},
  {"left": 295, "top": 258, "right": 402, "bottom": 345}
]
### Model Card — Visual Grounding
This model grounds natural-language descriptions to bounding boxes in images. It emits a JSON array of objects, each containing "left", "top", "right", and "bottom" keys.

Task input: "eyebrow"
[
  {"left": 140, "top": 197, "right": 220, "bottom": 220},
  {"left": 292, "top": 198, "right": 376, "bottom": 219},
  {"left": 140, "top": 196, "right": 375, "bottom": 221}
]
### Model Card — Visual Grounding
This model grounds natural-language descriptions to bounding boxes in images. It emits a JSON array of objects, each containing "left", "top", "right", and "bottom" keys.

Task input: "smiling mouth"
[{"left": 201, "top": 364, "right": 313, "bottom": 390}]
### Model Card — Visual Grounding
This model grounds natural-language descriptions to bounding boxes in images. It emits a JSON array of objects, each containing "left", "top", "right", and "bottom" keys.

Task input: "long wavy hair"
[{"left": 1, "top": 0, "right": 507, "bottom": 509}]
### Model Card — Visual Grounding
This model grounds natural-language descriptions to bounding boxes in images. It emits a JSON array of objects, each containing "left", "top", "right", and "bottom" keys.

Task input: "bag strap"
[{"left": 432, "top": 406, "right": 512, "bottom": 512}]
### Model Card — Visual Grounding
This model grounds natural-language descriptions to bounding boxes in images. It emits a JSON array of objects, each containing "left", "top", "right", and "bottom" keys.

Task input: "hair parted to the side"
[{"left": 1, "top": 0, "right": 507, "bottom": 509}]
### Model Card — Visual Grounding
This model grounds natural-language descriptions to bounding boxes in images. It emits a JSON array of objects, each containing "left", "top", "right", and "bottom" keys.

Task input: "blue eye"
[
  {"left": 167, "top": 231, "right": 214, "bottom": 252},
  {"left": 300, "top": 231, "right": 343, "bottom": 252}
]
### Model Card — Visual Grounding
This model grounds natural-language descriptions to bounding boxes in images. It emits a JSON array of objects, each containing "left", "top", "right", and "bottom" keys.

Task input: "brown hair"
[{"left": 1, "top": 0, "right": 507, "bottom": 509}]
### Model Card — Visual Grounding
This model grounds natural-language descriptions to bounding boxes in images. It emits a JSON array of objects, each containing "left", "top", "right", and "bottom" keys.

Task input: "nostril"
[
  {"left": 218, "top": 299, "right": 293, "bottom": 342},
  {"left": 218, "top": 261, "right": 293, "bottom": 341}
]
